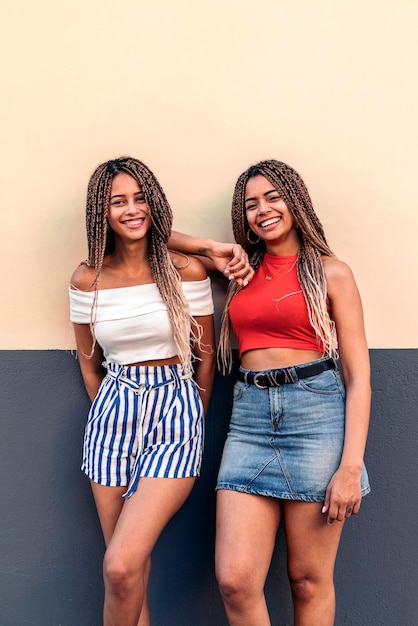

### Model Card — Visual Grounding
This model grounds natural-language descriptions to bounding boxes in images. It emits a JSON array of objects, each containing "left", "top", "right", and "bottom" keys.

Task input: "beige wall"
[{"left": 1, "top": 0, "right": 417, "bottom": 349}]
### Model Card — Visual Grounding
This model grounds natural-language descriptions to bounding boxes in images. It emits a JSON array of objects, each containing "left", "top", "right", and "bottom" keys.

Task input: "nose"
[
  {"left": 258, "top": 199, "right": 272, "bottom": 215},
  {"left": 125, "top": 198, "right": 139, "bottom": 214}
]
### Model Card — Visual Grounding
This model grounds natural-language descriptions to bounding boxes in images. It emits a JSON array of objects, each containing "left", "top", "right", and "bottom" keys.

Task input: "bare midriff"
[
  {"left": 240, "top": 347, "right": 324, "bottom": 371},
  {"left": 126, "top": 355, "right": 182, "bottom": 367}
]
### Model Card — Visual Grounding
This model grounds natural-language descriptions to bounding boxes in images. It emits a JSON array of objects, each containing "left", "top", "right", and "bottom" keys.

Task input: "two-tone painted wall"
[{"left": 1, "top": 1, "right": 417, "bottom": 624}]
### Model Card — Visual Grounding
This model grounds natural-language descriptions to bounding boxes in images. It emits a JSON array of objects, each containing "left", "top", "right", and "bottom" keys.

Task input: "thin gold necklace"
[{"left": 262, "top": 256, "right": 297, "bottom": 281}]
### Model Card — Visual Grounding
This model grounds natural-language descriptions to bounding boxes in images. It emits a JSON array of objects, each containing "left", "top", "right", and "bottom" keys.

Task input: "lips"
[
  {"left": 259, "top": 217, "right": 281, "bottom": 228},
  {"left": 122, "top": 218, "right": 146, "bottom": 228}
]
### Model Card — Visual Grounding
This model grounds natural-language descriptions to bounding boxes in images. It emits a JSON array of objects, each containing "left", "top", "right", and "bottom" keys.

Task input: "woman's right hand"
[{"left": 207, "top": 241, "right": 254, "bottom": 287}]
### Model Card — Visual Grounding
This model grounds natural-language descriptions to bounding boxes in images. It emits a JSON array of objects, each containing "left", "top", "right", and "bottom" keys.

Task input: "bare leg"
[
  {"left": 96, "top": 476, "right": 195, "bottom": 626},
  {"left": 283, "top": 501, "right": 344, "bottom": 626},
  {"left": 136, "top": 556, "right": 151, "bottom": 626},
  {"left": 215, "top": 490, "right": 282, "bottom": 626},
  {"left": 90, "top": 482, "right": 152, "bottom": 625},
  {"left": 90, "top": 482, "right": 125, "bottom": 546}
]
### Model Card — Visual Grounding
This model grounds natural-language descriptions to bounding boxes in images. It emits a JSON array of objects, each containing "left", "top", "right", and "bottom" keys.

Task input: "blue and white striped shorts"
[{"left": 81, "top": 362, "right": 204, "bottom": 498}]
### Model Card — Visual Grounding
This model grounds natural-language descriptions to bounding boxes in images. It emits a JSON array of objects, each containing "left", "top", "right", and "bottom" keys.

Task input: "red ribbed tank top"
[{"left": 229, "top": 254, "right": 325, "bottom": 356}]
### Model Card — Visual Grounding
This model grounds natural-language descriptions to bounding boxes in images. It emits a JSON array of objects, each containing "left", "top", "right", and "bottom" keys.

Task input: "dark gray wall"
[{"left": 1, "top": 349, "right": 417, "bottom": 626}]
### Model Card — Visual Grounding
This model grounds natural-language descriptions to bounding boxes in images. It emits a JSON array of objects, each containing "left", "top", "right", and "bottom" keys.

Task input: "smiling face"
[
  {"left": 107, "top": 172, "right": 151, "bottom": 244},
  {"left": 244, "top": 174, "right": 300, "bottom": 255}
]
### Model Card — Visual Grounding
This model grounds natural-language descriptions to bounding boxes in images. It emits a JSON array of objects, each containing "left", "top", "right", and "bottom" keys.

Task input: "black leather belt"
[{"left": 237, "top": 358, "right": 336, "bottom": 389}]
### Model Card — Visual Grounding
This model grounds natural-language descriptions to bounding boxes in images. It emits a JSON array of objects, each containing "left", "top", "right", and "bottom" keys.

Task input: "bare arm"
[
  {"left": 193, "top": 314, "right": 216, "bottom": 415},
  {"left": 168, "top": 230, "right": 254, "bottom": 287},
  {"left": 70, "top": 264, "right": 106, "bottom": 402},
  {"left": 322, "top": 257, "right": 371, "bottom": 524},
  {"left": 72, "top": 323, "right": 106, "bottom": 402}
]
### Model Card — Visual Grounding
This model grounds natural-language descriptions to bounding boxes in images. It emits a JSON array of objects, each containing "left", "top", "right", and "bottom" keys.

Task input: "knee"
[
  {"left": 289, "top": 572, "right": 333, "bottom": 605},
  {"left": 217, "top": 574, "right": 240, "bottom": 604},
  {"left": 216, "top": 568, "right": 257, "bottom": 607},
  {"left": 103, "top": 551, "right": 138, "bottom": 599},
  {"left": 289, "top": 575, "right": 317, "bottom": 604}
]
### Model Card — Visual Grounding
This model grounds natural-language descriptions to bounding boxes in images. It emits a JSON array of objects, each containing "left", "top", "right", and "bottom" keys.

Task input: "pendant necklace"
[{"left": 262, "top": 255, "right": 297, "bottom": 281}]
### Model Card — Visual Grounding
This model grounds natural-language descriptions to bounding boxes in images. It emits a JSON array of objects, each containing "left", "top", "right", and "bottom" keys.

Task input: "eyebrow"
[
  {"left": 110, "top": 191, "right": 144, "bottom": 200},
  {"left": 244, "top": 188, "right": 278, "bottom": 203}
]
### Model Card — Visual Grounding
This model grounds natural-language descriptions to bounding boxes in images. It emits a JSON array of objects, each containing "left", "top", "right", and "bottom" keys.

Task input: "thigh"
[
  {"left": 283, "top": 501, "right": 344, "bottom": 582},
  {"left": 90, "top": 481, "right": 126, "bottom": 546},
  {"left": 106, "top": 476, "right": 196, "bottom": 565},
  {"left": 216, "top": 490, "right": 282, "bottom": 583}
]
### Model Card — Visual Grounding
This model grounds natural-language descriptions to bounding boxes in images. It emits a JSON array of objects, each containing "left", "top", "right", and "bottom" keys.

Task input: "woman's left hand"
[{"left": 321, "top": 465, "right": 362, "bottom": 524}]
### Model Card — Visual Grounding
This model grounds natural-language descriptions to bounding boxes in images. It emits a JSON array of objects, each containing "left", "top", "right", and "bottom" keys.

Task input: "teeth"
[
  {"left": 124, "top": 219, "right": 143, "bottom": 225},
  {"left": 260, "top": 217, "right": 280, "bottom": 228}
]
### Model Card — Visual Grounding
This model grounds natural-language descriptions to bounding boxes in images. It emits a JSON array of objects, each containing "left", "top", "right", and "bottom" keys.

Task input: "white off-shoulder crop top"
[{"left": 69, "top": 278, "right": 214, "bottom": 365}]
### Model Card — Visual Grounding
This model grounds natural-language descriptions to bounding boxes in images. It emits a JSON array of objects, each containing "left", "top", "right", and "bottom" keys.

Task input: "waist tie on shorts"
[
  {"left": 105, "top": 362, "right": 193, "bottom": 393},
  {"left": 237, "top": 358, "right": 336, "bottom": 389}
]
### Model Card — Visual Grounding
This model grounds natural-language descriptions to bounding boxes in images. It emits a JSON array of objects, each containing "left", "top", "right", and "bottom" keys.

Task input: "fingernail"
[
  {"left": 321, "top": 506, "right": 327, "bottom": 513},
  {"left": 243, "top": 280, "right": 248, "bottom": 287}
]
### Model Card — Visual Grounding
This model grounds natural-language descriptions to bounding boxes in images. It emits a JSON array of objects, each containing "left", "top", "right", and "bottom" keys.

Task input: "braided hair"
[
  {"left": 218, "top": 159, "right": 338, "bottom": 372},
  {"left": 85, "top": 156, "right": 200, "bottom": 366}
]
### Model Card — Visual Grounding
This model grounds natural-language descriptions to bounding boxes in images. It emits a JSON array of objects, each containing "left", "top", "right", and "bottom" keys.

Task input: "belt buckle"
[
  {"left": 253, "top": 373, "right": 268, "bottom": 389},
  {"left": 282, "top": 367, "right": 297, "bottom": 383}
]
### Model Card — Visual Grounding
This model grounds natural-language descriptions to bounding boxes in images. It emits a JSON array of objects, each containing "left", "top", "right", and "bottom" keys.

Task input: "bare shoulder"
[
  {"left": 70, "top": 262, "right": 96, "bottom": 291},
  {"left": 322, "top": 255, "right": 354, "bottom": 283},
  {"left": 322, "top": 255, "right": 360, "bottom": 306},
  {"left": 170, "top": 251, "right": 208, "bottom": 282}
]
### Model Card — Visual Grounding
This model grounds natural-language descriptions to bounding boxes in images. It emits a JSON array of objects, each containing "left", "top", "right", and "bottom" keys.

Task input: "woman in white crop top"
[{"left": 69, "top": 156, "right": 250, "bottom": 625}]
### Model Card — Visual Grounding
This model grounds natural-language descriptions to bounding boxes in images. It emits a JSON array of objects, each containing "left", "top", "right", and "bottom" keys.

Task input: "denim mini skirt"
[{"left": 216, "top": 360, "right": 370, "bottom": 502}]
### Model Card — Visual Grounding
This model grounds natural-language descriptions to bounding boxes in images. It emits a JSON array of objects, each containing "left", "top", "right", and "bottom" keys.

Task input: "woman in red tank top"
[{"left": 213, "top": 160, "right": 371, "bottom": 626}]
